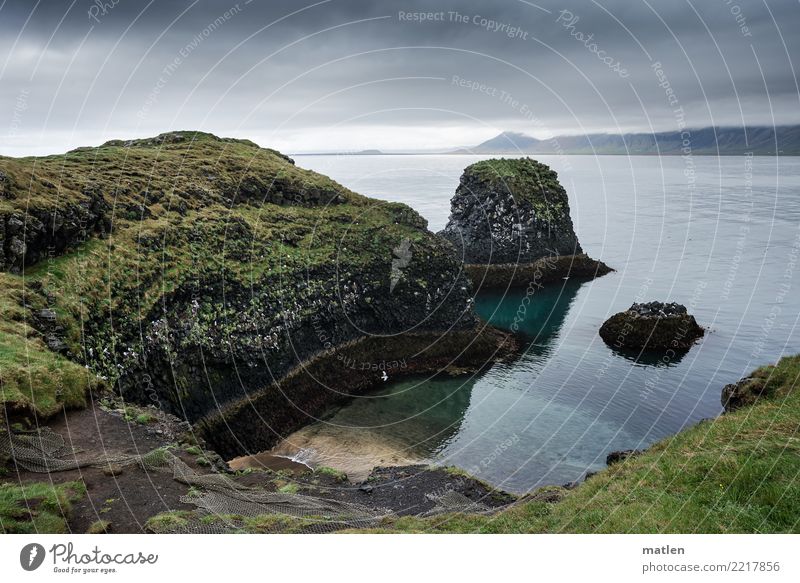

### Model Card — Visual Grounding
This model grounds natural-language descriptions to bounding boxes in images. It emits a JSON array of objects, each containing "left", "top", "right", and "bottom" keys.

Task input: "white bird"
[{"left": 381, "top": 371, "right": 388, "bottom": 382}]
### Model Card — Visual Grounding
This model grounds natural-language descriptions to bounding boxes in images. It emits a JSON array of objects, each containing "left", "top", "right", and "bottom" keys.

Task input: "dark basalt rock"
[
  {"left": 34, "top": 307, "right": 69, "bottom": 355},
  {"left": 0, "top": 191, "right": 110, "bottom": 273},
  {"left": 628, "top": 301, "right": 687, "bottom": 317},
  {"left": 0, "top": 132, "right": 518, "bottom": 457},
  {"left": 464, "top": 254, "right": 613, "bottom": 290},
  {"left": 438, "top": 158, "right": 610, "bottom": 288},
  {"left": 439, "top": 158, "right": 582, "bottom": 264},
  {"left": 721, "top": 377, "right": 767, "bottom": 413},
  {"left": 520, "top": 486, "right": 568, "bottom": 503},
  {"left": 599, "top": 302, "right": 704, "bottom": 350},
  {"left": 0, "top": 170, "right": 14, "bottom": 199},
  {"left": 606, "top": 449, "right": 642, "bottom": 465}
]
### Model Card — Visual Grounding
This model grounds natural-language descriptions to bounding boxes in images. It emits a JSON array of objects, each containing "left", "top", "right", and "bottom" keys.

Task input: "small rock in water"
[{"left": 599, "top": 301, "right": 704, "bottom": 350}]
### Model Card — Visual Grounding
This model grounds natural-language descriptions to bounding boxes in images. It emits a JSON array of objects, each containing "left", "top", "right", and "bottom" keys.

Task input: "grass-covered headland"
[{"left": 0, "top": 131, "right": 507, "bottom": 455}]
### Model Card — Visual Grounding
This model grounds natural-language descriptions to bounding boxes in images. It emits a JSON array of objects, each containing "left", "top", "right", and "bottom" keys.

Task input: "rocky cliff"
[
  {"left": 0, "top": 132, "right": 512, "bottom": 454},
  {"left": 438, "top": 158, "right": 610, "bottom": 287},
  {"left": 439, "top": 158, "right": 582, "bottom": 264}
]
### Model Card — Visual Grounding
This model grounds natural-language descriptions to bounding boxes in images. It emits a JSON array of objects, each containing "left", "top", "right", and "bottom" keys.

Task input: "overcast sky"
[{"left": 2, "top": 0, "right": 799, "bottom": 155}]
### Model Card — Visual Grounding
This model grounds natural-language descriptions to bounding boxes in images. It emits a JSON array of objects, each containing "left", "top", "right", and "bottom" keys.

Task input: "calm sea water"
[{"left": 283, "top": 154, "right": 800, "bottom": 493}]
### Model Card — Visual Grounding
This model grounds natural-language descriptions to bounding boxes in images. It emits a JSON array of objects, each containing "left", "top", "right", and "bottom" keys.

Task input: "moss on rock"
[
  {"left": 438, "top": 158, "right": 610, "bottom": 289},
  {"left": 439, "top": 158, "right": 582, "bottom": 265}
]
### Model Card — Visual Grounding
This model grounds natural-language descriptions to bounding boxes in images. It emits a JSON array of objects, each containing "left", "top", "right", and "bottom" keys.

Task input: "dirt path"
[
  {"left": 5, "top": 401, "right": 200, "bottom": 533},
  {"left": 3, "top": 400, "right": 517, "bottom": 533}
]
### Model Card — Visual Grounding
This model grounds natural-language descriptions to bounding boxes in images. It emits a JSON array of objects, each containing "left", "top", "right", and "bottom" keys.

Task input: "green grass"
[
  {"left": 465, "top": 157, "right": 565, "bottom": 202},
  {"left": 364, "top": 354, "right": 800, "bottom": 533},
  {"left": 460, "top": 158, "right": 570, "bottom": 225},
  {"left": 144, "top": 510, "right": 194, "bottom": 533},
  {"left": 278, "top": 483, "right": 299, "bottom": 494},
  {"left": 86, "top": 519, "right": 111, "bottom": 534},
  {"left": 0, "top": 272, "right": 99, "bottom": 417},
  {"left": 314, "top": 466, "right": 348, "bottom": 482},
  {"left": 241, "top": 513, "right": 321, "bottom": 533},
  {"left": 139, "top": 446, "right": 174, "bottom": 468},
  {"left": 0, "top": 480, "right": 86, "bottom": 533},
  {"left": 135, "top": 413, "right": 155, "bottom": 425},
  {"left": 0, "top": 131, "right": 347, "bottom": 217},
  {"left": 145, "top": 509, "right": 315, "bottom": 534},
  {"left": 145, "top": 510, "right": 322, "bottom": 533}
]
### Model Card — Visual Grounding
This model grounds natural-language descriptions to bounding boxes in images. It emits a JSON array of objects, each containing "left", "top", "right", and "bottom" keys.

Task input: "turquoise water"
[{"left": 287, "top": 154, "right": 800, "bottom": 493}]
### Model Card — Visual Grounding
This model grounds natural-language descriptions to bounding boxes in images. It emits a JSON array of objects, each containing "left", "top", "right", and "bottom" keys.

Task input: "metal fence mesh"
[{"left": 1, "top": 428, "right": 492, "bottom": 533}]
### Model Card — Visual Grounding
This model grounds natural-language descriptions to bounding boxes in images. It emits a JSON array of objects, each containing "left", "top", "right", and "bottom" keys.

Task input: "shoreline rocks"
[
  {"left": 721, "top": 376, "right": 767, "bottom": 413},
  {"left": 464, "top": 253, "right": 613, "bottom": 290},
  {"left": 599, "top": 301, "right": 704, "bottom": 350},
  {"left": 606, "top": 449, "right": 642, "bottom": 465}
]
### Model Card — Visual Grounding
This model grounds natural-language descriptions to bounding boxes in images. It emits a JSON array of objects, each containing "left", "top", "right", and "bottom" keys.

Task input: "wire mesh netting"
[
  {"left": 1, "top": 427, "right": 495, "bottom": 533},
  {"left": 0, "top": 426, "right": 134, "bottom": 472}
]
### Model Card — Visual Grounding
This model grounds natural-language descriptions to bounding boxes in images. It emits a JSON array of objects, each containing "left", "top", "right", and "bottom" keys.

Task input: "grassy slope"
[
  {"left": 0, "top": 131, "right": 431, "bottom": 419},
  {"left": 0, "top": 480, "right": 86, "bottom": 533},
  {"left": 368, "top": 354, "right": 800, "bottom": 533},
  {"left": 0, "top": 273, "right": 97, "bottom": 417}
]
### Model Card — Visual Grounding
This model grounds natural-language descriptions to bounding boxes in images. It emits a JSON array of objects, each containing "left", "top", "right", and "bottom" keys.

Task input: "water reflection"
[
  {"left": 262, "top": 279, "right": 585, "bottom": 482},
  {"left": 608, "top": 344, "right": 690, "bottom": 368},
  {"left": 282, "top": 154, "right": 800, "bottom": 493},
  {"left": 474, "top": 279, "right": 584, "bottom": 342}
]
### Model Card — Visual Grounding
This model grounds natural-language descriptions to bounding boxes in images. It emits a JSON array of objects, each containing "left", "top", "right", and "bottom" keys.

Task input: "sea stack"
[
  {"left": 438, "top": 158, "right": 611, "bottom": 288},
  {"left": 599, "top": 301, "right": 704, "bottom": 351}
]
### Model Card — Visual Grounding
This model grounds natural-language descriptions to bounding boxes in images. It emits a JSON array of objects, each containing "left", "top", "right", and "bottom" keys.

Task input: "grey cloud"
[{"left": 1, "top": 0, "right": 798, "bottom": 154}]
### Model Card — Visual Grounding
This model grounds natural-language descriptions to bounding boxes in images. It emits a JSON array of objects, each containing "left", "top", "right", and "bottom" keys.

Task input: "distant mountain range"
[
  {"left": 293, "top": 126, "right": 800, "bottom": 156},
  {"left": 457, "top": 126, "right": 800, "bottom": 156}
]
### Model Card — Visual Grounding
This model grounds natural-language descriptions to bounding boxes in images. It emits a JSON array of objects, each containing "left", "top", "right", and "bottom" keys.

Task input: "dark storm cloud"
[{"left": 1, "top": 0, "right": 798, "bottom": 154}]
